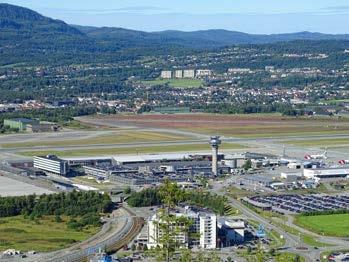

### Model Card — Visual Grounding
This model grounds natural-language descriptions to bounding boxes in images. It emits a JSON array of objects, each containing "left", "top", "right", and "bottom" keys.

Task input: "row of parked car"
[{"left": 249, "top": 194, "right": 349, "bottom": 214}]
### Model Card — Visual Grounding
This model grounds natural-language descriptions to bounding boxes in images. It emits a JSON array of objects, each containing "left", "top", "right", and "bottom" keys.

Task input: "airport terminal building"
[{"left": 33, "top": 155, "right": 69, "bottom": 176}]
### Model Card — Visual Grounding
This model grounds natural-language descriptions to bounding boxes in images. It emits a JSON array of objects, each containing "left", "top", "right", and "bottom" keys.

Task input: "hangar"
[{"left": 303, "top": 167, "right": 349, "bottom": 179}]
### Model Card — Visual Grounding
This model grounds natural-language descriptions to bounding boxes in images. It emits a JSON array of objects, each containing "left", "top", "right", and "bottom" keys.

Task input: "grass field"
[
  {"left": 321, "top": 99, "right": 349, "bottom": 104},
  {"left": 0, "top": 216, "right": 99, "bottom": 252},
  {"left": 88, "top": 114, "right": 349, "bottom": 138},
  {"left": 284, "top": 138, "right": 349, "bottom": 148},
  {"left": 295, "top": 214, "right": 349, "bottom": 237},
  {"left": 275, "top": 253, "right": 305, "bottom": 262},
  {"left": 1, "top": 131, "right": 190, "bottom": 148},
  {"left": 19, "top": 142, "right": 245, "bottom": 157},
  {"left": 141, "top": 78, "right": 203, "bottom": 88}
]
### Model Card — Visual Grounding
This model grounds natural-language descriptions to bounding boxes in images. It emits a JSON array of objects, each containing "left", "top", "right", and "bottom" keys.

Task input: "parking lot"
[
  {"left": 247, "top": 194, "right": 349, "bottom": 214},
  {"left": 0, "top": 175, "right": 53, "bottom": 196}
]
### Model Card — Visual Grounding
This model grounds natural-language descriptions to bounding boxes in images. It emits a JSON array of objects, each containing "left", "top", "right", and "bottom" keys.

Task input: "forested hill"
[
  {"left": 1, "top": 3, "right": 349, "bottom": 66},
  {"left": 0, "top": 3, "right": 82, "bottom": 36}
]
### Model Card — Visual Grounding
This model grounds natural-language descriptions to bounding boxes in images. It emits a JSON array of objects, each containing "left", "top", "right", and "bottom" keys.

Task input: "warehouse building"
[
  {"left": 33, "top": 155, "right": 69, "bottom": 176},
  {"left": 303, "top": 167, "right": 349, "bottom": 179}
]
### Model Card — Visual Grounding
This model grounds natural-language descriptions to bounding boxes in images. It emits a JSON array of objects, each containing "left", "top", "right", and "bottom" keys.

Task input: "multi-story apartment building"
[
  {"left": 147, "top": 208, "right": 217, "bottom": 250},
  {"left": 160, "top": 70, "right": 172, "bottom": 79}
]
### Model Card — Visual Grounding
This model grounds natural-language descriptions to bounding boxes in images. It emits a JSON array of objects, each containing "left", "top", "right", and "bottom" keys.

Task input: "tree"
[
  {"left": 124, "top": 187, "right": 132, "bottom": 194},
  {"left": 55, "top": 213, "right": 62, "bottom": 223},
  {"left": 243, "top": 159, "right": 252, "bottom": 170},
  {"left": 294, "top": 254, "right": 301, "bottom": 262},
  {"left": 131, "top": 243, "right": 136, "bottom": 251},
  {"left": 256, "top": 242, "right": 265, "bottom": 262},
  {"left": 179, "top": 248, "right": 193, "bottom": 262},
  {"left": 151, "top": 179, "right": 192, "bottom": 262}
]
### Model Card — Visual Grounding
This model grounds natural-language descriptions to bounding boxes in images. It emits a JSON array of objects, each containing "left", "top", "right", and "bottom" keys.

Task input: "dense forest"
[
  {"left": 0, "top": 191, "right": 113, "bottom": 228},
  {"left": 127, "top": 187, "right": 228, "bottom": 215},
  {"left": 1, "top": 4, "right": 349, "bottom": 66},
  {"left": 0, "top": 191, "right": 113, "bottom": 218},
  {"left": 0, "top": 106, "right": 97, "bottom": 133}
]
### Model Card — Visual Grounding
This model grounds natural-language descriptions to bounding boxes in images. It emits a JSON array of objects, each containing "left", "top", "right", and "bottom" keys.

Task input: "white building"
[
  {"left": 183, "top": 69, "right": 195, "bottom": 78},
  {"left": 175, "top": 70, "right": 183, "bottom": 78},
  {"left": 161, "top": 70, "right": 172, "bottom": 79},
  {"left": 304, "top": 167, "right": 349, "bottom": 179},
  {"left": 33, "top": 155, "right": 69, "bottom": 176},
  {"left": 228, "top": 68, "right": 252, "bottom": 74},
  {"left": 280, "top": 172, "right": 303, "bottom": 179},
  {"left": 218, "top": 219, "right": 245, "bottom": 246},
  {"left": 196, "top": 69, "right": 212, "bottom": 77},
  {"left": 147, "top": 209, "right": 217, "bottom": 250},
  {"left": 147, "top": 212, "right": 189, "bottom": 249},
  {"left": 200, "top": 214, "right": 217, "bottom": 249}
]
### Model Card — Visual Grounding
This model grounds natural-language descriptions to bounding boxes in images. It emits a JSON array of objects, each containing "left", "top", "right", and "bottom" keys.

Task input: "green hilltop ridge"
[
  {"left": 0, "top": 3, "right": 83, "bottom": 36},
  {"left": 1, "top": 3, "right": 349, "bottom": 66}
]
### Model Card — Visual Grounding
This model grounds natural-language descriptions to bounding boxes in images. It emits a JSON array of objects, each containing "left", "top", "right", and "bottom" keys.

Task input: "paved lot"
[
  {"left": 0, "top": 176, "right": 53, "bottom": 196},
  {"left": 248, "top": 194, "right": 349, "bottom": 214}
]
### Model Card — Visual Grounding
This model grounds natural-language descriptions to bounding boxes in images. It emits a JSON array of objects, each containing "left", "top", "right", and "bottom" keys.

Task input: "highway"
[{"left": 21, "top": 207, "right": 143, "bottom": 262}]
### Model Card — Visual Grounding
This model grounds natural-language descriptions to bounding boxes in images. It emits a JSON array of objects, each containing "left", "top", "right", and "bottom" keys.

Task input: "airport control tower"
[{"left": 210, "top": 136, "right": 221, "bottom": 176}]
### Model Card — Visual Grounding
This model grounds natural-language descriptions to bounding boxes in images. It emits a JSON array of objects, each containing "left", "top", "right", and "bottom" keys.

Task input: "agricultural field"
[
  {"left": 81, "top": 114, "right": 349, "bottom": 138},
  {"left": 295, "top": 214, "right": 349, "bottom": 237},
  {"left": 0, "top": 216, "right": 99, "bottom": 252},
  {"left": 19, "top": 142, "right": 245, "bottom": 157},
  {"left": 0, "top": 131, "right": 191, "bottom": 148},
  {"left": 141, "top": 78, "right": 203, "bottom": 88}
]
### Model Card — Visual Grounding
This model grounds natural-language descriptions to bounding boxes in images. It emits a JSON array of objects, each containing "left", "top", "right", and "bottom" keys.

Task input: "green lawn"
[
  {"left": 244, "top": 205, "right": 332, "bottom": 247},
  {"left": 142, "top": 78, "right": 203, "bottom": 88},
  {"left": 275, "top": 253, "right": 305, "bottom": 262},
  {"left": 295, "top": 214, "right": 349, "bottom": 237},
  {"left": 0, "top": 216, "right": 99, "bottom": 252},
  {"left": 19, "top": 143, "right": 245, "bottom": 157},
  {"left": 1, "top": 131, "right": 190, "bottom": 148},
  {"left": 321, "top": 99, "right": 349, "bottom": 104}
]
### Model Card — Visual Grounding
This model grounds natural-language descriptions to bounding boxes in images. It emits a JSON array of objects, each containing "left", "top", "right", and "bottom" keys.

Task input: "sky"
[{"left": 3, "top": 0, "right": 349, "bottom": 33}]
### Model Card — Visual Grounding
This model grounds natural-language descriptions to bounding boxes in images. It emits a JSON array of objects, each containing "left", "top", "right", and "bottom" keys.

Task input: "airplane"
[
  {"left": 338, "top": 160, "right": 349, "bottom": 165},
  {"left": 304, "top": 149, "right": 328, "bottom": 160},
  {"left": 279, "top": 146, "right": 300, "bottom": 164}
]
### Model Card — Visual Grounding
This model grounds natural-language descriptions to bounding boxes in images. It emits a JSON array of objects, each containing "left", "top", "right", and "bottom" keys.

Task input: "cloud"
[
  {"left": 45, "top": 6, "right": 169, "bottom": 15},
  {"left": 113, "top": 6, "right": 169, "bottom": 12},
  {"left": 322, "top": 6, "right": 349, "bottom": 11}
]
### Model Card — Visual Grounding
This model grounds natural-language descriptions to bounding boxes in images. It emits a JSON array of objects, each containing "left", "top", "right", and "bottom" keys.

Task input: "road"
[
  {"left": 1, "top": 117, "right": 349, "bottom": 261},
  {"left": 17, "top": 207, "right": 140, "bottom": 262},
  {"left": 212, "top": 178, "right": 349, "bottom": 262}
]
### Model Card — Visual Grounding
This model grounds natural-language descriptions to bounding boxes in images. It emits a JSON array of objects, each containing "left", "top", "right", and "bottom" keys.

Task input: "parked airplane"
[
  {"left": 279, "top": 146, "right": 300, "bottom": 164},
  {"left": 304, "top": 149, "right": 328, "bottom": 160},
  {"left": 338, "top": 160, "right": 349, "bottom": 165}
]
